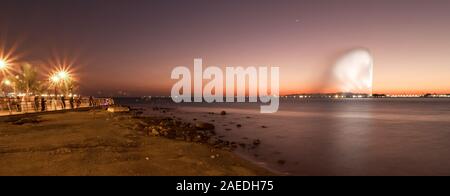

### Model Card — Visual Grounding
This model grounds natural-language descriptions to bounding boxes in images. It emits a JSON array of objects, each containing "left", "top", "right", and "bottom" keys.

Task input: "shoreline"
[
  {"left": 125, "top": 99, "right": 450, "bottom": 176},
  {"left": 0, "top": 109, "right": 274, "bottom": 176},
  {"left": 139, "top": 105, "right": 290, "bottom": 175}
]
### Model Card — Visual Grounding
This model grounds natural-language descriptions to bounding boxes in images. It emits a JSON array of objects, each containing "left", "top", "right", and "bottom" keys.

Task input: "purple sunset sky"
[{"left": 1, "top": 0, "right": 450, "bottom": 96}]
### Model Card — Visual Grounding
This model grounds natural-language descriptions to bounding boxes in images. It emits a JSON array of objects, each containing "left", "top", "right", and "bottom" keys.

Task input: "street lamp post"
[
  {"left": 50, "top": 70, "right": 70, "bottom": 111},
  {"left": 1, "top": 79, "right": 12, "bottom": 114},
  {"left": 0, "top": 59, "right": 10, "bottom": 114},
  {"left": 50, "top": 75, "right": 59, "bottom": 110}
]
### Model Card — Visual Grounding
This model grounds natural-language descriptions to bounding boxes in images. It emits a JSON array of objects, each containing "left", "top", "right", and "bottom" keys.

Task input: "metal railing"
[{"left": 0, "top": 97, "right": 114, "bottom": 116}]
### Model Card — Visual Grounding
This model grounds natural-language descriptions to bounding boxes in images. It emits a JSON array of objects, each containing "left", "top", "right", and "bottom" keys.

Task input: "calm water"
[{"left": 117, "top": 98, "right": 450, "bottom": 175}]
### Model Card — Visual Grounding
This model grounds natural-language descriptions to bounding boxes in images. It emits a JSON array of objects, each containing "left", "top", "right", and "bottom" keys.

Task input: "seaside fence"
[{"left": 0, "top": 96, "right": 114, "bottom": 116}]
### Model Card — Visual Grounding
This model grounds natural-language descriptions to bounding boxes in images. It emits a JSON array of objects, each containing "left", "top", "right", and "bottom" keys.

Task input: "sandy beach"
[{"left": 0, "top": 109, "right": 273, "bottom": 176}]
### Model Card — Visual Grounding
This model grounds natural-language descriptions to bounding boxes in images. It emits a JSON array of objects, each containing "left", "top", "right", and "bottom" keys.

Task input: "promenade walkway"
[{"left": 0, "top": 97, "right": 113, "bottom": 117}]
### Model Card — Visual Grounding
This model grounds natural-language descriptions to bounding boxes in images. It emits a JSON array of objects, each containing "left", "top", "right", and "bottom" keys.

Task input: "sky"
[{"left": 1, "top": 0, "right": 450, "bottom": 96}]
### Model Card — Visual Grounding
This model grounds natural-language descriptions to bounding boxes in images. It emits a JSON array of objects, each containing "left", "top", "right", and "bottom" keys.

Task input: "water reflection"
[{"left": 122, "top": 98, "right": 450, "bottom": 175}]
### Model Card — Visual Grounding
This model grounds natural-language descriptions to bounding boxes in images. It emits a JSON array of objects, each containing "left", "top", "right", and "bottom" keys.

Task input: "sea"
[{"left": 115, "top": 97, "right": 450, "bottom": 176}]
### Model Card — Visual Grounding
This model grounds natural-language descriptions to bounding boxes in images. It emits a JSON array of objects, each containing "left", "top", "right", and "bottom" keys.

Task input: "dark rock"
[
  {"left": 261, "top": 126, "right": 268, "bottom": 128},
  {"left": 236, "top": 124, "right": 242, "bottom": 128},
  {"left": 253, "top": 139, "right": 261, "bottom": 146},
  {"left": 231, "top": 143, "right": 238, "bottom": 149},
  {"left": 207, "top": 137, "right": 220, "bottom": 145},
  {"left": 133, "top": 111, "right": 144, "bottom": 116},
  {"left": 113, "top": 116, "right": 129, "bottom": 121},
  {"left": 277, "top": 160, "right": 286, "bottom": 165},
  {"left": 221, "top": 147, "right": 232, "bottom": 151},
  {"left": 150, "top": 128, "right": 160, "bottom": 136},
  {"left": 132, "top": 124, "right": 145, "bottom": 131},
  {"left": 193, "top": 135, "right": 203, "bottom": 142},
  {"left": 195, "top": 122, "right": 215, "bottom": 130},
  {"left": 137, "top": 121, "right": 149, "bottom": 127},
  {"left": 220, "top": 111, "right": 227, "bottom": 115},
  {"left": 185, "top": 136, "right": 192, "bottom": 142}
]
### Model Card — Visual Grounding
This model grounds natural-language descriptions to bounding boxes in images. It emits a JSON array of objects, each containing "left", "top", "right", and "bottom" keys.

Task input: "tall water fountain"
[{"left": 333, "top": 49, "right": 374, "bottom": 95}]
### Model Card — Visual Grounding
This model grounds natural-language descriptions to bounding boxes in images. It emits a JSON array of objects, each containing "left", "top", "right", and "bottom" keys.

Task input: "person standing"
[
  {"left": 76, "top": 96, "right": 82, "bottom": 108},
  {"left": 34, "top": 96, "right": 40, "bottom": 112},
  {"left": 69, "top": 96, "right": 74, "bottom": 109},
  {"left": 41, "top": 97, "right": 46, "bottom": 112},
  {"left": 89, "top": 96, "right": 94, "bottom": 107},
  {"left": 15, "top": 96, "right": 21, "bottom": 112},
  {"left": 61, "top": 95, "right": 66, "bottom": 109},
  {"left": 7, "top": 97, "right": 12, "bottom": 115}
]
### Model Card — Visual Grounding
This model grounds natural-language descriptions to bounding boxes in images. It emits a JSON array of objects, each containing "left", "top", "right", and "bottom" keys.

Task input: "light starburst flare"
[
  {"left": 49, "top": 67, "right": 74, "bottom": 85},
  {"left": 0, "top": 59, "right": 9, "bottom": 71}
]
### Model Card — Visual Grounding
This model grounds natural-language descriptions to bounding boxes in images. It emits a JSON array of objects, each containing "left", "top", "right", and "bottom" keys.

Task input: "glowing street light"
[
  {"left": 0, "top": 59, "right": 7, "bottom": 70},
  {"left": 50, "top": 74, "right": 60, "bottom": 84},
  {"left": 50, "top": 70, "right": 71, "bottom": 82},
  {"left": 57, "top": 70, "right": 69, "bottom": 81},
  {"left": 49, "top": 73, "right": 61, "bottom": 99},
  {"left": 49, "top": 68, "right": 73, "bottom": 106},
  {"left": 0, "top": 57, "right": 13, "bottom": 74},
  {"left": 50, "top": 70, "right": 71, "bottom": 84},
  {"left": 2, "top": 79, "right": 11, "bottom": 86}
]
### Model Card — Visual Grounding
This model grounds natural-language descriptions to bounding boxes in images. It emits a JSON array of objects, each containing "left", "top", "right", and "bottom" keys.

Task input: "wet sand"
[{"left": 0, "top": 110, "right": 273, "bottom": 176}]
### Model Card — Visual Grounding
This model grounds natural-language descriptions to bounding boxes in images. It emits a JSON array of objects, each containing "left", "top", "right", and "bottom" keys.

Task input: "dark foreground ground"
[{"left": 0, "top": 110, "right": 273, "bottom": 176}]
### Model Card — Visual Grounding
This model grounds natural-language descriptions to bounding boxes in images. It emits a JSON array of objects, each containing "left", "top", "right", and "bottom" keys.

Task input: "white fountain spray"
[{"left": 333, "top": 49, "right": 374, "bottom": 95}]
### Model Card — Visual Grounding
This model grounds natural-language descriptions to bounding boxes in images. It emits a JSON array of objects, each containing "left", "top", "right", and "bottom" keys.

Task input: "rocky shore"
[
  {"left": 121, "top": 107, "right": 263, "bottom": 153},
  {"left": 0, "top": 109, "right": 273, "bottom": 176}
]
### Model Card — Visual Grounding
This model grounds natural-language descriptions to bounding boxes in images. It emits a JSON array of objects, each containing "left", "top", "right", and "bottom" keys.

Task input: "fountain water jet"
[{"left": 332, "top": 49, "right": 374, "bottom": 95}]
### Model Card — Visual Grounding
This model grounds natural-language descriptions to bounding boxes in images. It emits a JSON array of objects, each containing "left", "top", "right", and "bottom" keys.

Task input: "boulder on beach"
[
  {"left": 277, "top": 160, "right": 286, "bottom": 165},
  {"left": 150, "top": 128, "right": 160, "bottom": 136},
  {"left": 107, "top": 106, "right": 130, "bottom": 113},
  {"left": 253, "top": 139, "right": 261, "bottom": 146},
  {"left": 195, "top": 122, "right": 215, "bottom": 130},
  {"left": 132, "top": 123, "right": 145, "bottom": 131}
]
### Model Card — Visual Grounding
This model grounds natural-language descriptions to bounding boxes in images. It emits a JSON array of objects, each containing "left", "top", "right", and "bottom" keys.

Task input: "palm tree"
[
  {"left": 12, "top": 63, "right": 41, "bottom": 95},
  {"left": 10, "top": 63, "right": 42, "bottom": 112},
  {"left": 58, "top": 78, "right": 77, "bottom": 96}
]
